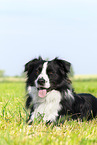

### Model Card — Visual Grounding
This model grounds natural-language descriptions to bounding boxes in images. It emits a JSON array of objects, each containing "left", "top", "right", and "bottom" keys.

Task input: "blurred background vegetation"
[{"left": 0, "top": 67, "right": 97, "bottom": 83}]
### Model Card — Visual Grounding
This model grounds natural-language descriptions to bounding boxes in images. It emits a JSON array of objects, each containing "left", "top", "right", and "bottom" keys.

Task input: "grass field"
[{"left": 0, "top": 77, "right": 97, "bottom": 145}]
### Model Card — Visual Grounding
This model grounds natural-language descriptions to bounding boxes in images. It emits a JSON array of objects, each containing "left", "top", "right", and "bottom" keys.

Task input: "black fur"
[{"left": 24, "top": 57, "right": 97, "bottom": 123}]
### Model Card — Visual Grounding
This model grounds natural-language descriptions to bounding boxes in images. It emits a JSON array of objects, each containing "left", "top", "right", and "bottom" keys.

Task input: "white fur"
[
  {"left": 65, "top": 89, "right": 75, "bottom": 101},
  {"left": 35, "top": 62, "right": 50, "bottom": 88},
  {"left": 27, "top": 86, "right": 62, "bottom": 122}
]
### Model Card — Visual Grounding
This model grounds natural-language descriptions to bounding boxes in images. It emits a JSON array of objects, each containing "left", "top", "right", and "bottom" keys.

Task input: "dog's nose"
[{"left": 37, "top": 78, "right": 45, "bottom": 85}]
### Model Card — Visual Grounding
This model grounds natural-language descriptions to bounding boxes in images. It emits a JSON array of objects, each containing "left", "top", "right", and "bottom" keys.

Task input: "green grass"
[{"left": 0, "top": 79, "right": 97, "bottom": 145}]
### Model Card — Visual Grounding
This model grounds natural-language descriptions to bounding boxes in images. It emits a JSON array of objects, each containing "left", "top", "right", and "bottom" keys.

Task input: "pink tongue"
[{"left": 38, "top": 89, "right": 47, "bottom": 98}]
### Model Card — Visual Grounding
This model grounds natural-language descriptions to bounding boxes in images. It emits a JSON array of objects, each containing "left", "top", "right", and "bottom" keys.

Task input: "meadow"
[{"left": 0, "top": 76, "right": 97, "bottom": 145}]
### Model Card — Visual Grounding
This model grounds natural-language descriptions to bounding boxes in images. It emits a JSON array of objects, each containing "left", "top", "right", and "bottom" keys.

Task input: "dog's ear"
[
  {"left": 54, "top": 58, "right": 71, "bottom": 73},
  {"left": 24, "top": 56, "right": 42, "bottom": 73}
]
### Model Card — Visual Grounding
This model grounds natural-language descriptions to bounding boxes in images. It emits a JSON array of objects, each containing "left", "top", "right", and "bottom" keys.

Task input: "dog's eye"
[
  {"left": 36, "top": 70, "right": 39, "bottom": 74},
  {"left": 49, "top": 72, "right": 53, "bottom": 75}
]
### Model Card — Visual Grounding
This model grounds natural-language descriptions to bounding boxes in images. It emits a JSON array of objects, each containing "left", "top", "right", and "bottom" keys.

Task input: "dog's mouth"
[{"left": 37, "top": 87, "right": 51, "bottom": 98}]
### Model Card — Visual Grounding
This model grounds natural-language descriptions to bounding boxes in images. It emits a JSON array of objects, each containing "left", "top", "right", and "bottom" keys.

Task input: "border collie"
[{"left": 24, "top": 57, "right": 97, "bottom": 124}]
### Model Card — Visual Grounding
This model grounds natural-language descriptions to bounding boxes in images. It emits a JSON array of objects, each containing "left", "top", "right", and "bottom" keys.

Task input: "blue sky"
[{"left": 0, "top": 0, "right": 97, "bottom": 76}]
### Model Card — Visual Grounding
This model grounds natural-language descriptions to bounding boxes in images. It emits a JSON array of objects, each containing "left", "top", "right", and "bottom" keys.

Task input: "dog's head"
[{"left": 25, "top": 57, "right": 71, "bottom": 98}]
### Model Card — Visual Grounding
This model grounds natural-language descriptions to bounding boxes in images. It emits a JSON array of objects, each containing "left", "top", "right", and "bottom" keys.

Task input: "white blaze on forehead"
[
  {"left": 35, "top": 62, "right": 50, "bottom": 88},
  {"left": 41, "top": 62, "right": 48, "bottom": 74}
]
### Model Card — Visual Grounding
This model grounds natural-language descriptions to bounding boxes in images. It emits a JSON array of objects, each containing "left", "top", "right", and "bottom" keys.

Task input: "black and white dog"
[{"left": 24, "top": 57, "right": 97, "bottom": 124}]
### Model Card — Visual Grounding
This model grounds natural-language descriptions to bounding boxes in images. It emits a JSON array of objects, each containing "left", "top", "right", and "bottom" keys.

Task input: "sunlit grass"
[{"left": 0, "top": 78, "right": 97, "bottom": 145}]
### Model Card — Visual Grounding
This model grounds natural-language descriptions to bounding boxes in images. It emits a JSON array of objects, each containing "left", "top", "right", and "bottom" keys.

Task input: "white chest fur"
[{"left": 28, "top": 86, "right": 62, "bottom": 122}]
